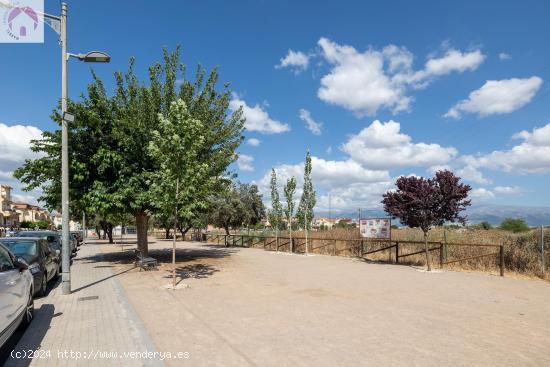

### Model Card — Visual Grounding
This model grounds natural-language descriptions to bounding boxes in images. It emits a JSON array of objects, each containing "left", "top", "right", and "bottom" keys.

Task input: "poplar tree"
[
  {"left": 269, "top": 169, "right": 283, "bottom": 251},
  {"left": 297, "top": 151, "right": 316, "bottom": 231},
  {"left": 284, "top": 177, "right": 297, "bottom": 253}
]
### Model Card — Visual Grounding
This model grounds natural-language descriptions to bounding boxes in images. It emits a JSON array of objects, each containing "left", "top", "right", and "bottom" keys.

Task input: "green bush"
[
  {"left": 500, "top": 218, "right": 529, "bottom": 233},
  {"left": 474, "top": 221, "right": 493, "bottom": 230},
  {"left": 20, "top": 220, "right": 50, "bottom": 229}
]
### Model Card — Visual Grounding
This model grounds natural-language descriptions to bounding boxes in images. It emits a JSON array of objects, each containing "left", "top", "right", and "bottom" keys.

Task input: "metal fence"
[{"left": 202, "top": 233, "right": 505, "bottom": 276}]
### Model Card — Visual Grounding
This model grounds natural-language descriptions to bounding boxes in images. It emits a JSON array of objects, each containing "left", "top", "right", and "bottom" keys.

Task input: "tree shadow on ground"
[
  {"left": 162, "top": 263, "right": 220, "bottom": 284},
  {"left": 76, "top": 243, "right": 239, "bottom": 268}
]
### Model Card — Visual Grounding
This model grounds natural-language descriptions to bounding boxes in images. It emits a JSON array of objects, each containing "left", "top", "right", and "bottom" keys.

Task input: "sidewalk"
[{"left": 6, "top": 239, "right": 163, "bottom": 367}]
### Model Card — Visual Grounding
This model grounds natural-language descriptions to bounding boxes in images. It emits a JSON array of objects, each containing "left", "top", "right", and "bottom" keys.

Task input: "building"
[
  {"left": 12, "top": 202, "right": 48, "bottom": 223},
  {"left": 51, "top": 213, "right": 62, "bottom": 229},
  {"left": 313, "top": 217, "right": 337, "bottom": 229},
  {"left": 313, "top": 217, "right": 355, "bottom": 230},
  {"left": 0, "top": 184, "right": 19, "bottom": 228},
  {"left": 1, "top": 183, "right": 54, "bottom": 230}
]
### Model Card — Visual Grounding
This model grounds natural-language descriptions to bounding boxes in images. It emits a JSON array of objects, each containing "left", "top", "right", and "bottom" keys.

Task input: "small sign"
[{"left": 360, "top": 218, "right": 391, "bottom": 239}]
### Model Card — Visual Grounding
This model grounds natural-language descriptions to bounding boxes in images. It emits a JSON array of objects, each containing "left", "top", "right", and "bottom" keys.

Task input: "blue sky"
[{"left": 1, "top": 0, "right": 550, "bottom": 214}]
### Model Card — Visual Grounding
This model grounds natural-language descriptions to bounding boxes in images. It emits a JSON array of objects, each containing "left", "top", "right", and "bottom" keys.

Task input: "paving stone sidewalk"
[{"left": 6, "top": 240, "right": 163, "bottom": 367}]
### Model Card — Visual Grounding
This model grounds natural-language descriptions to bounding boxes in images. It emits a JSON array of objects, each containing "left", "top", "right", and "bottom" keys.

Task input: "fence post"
[
  {"left": 499, "top": 245, "right": 504, "bottom": 277},
  {"left": 443, "top": 230, "right": 448, "bottom": 262},
  {"left": 439, "top": 243, "right": 443, "bottom": 268},
  {"left": 359, "top": 239, "right": 363, "bottom": 258},
  {"left": 541, "top": 226, "right": 545, "bottom": 276},
  {"left": 395, "top": 242, "right": 399, "bottom": 264}
]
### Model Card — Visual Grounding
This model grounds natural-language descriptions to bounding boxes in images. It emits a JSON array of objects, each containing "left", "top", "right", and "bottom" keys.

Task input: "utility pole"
[{"left": 60, "top": 2, "right": 71, "bottom": 295}]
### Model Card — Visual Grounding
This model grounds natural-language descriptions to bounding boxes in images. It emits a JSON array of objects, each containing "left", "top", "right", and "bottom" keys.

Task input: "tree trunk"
[
  {"left": 424, "top": 231, "right": 432, "bottom": 271},
  {"left": 179, "top": 225, "right": 192, "bottom": 240},
  {"left": 95, "top": 226, "right": 101, "bottom": 238},
  {"left": 107, "top": 223, "right": 114, "bottom": 244},
  {"left": 135, "top": 212, "right": 149, "bottom": 256},
  {"left": 224, "top": 224, "right": 230, "bottom": 235},
  {"left": 165, "top": 228, "right": 170, "bottom": 239}
]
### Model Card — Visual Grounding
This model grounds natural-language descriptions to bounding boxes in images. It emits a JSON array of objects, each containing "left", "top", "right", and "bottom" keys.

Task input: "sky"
[{"left": 1, "top": 0, "right": 550, "bottom": 215}]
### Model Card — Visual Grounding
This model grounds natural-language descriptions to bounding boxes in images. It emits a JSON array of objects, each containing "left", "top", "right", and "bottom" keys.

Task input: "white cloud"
[
  {"left": 456, "top": 165, "right": 492, "bottom": 185},
  {"left": 412, "top": 49, "right": 485, "bottom": 83},
  {"left": 247, "top": 138, "right": 261, "bottom": 147},
  {"left": 229, "top": 95, "right": 290, "bottom": 134},
  {"left": 259, "top": 156, "right": 390, "bottom": 191},
  {"left": 341, "top": 120, "right": 458, "bottom": 170},
  {"left": 468, "top": 122, "right": 550, "bottom": 174},
  {"left": 0, "top": 123, "right": 45, "bottom": 206},
  {"left": 0, "top": 123, "right": 43, "bottom": 169},
  {"left": 276, "top": 50, "right": 310, "bottom": 73},
  {"left": 326, "top": 146, "right": 332, "bottom": 154},
  {"left": 470, "top": 188, "right": 495, "bottom": 200},
  {"left": 237, "top": 154, "right": 254, "bottom": 172},
  {"left": 0, "top": 123, "right": 43, "bottom": 190},
  {"left": 445, "top": 77, "right": 543, "bottom": 119},
  {"left": 317, "top": 38, "right": 411, "bottom": 117},
  {"left": 499, "top": 52, "right": 511, "bottom": 60},
  {"left": 315, "top": 38, "right": 485, "bottom": 116},
  {"left": 298, "top": 109, "right": 322, "bottom": 135},
  {"left": 316, "top": 181, "right": 393, "bottom": 213},
  {"left": 494, "top": 186, "right": 522, "bottom": 195}
]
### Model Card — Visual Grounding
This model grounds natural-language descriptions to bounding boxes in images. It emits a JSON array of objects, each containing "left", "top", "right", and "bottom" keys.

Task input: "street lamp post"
[{"left": 59, "top": 2, "right": 110, "bottom": 294}]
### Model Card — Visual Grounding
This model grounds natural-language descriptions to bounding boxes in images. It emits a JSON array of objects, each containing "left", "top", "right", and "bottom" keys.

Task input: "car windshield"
[{"left": 0, "top": 240, "right": 38, "bottom": 260}]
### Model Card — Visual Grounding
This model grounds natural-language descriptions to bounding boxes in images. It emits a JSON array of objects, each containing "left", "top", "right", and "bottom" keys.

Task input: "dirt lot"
[{"left": 101, "top": 236, "right": 550, "bottom": 367}]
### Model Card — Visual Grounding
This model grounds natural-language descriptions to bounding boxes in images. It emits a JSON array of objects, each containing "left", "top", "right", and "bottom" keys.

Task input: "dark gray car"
[{"left": 0, "top": 238, "right": 60, "bottom": 297}]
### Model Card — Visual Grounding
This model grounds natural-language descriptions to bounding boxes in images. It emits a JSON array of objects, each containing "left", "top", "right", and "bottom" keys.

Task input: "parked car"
[
  {"left": 17, "top": 230, "right": 75, "bottom": 257},
  {"left": 0, "top": 243, "right": 34, "bottom": 348},
  {"left": 0, "top": 237, "right": 60, "bottom": 297},
  {"left": 69, "top": 232, "right": 81, "bottom": 248},
  {"left": 70, "top": 230, "right": 83, "bottom": 245}
]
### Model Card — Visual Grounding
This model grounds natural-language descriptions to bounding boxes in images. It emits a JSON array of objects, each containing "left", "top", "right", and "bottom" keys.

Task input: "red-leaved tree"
[{"left": 382, "top": 170, "right": 471, "bottom": 271}]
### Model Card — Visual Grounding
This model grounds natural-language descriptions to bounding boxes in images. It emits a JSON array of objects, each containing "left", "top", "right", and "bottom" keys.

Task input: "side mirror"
[{"left": 15, "top": 257, "right": 29, "bottom": 270}]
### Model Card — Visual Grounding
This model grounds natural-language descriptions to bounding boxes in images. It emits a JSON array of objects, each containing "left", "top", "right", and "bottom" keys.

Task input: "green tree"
[
  {"left": 476, "top": 221, "right": 493, "bottom": 230},
  {"left": 15, "top": 73, "right": 123, "bottom": 242},
  {"left": 500, "top": 218, "right": 529, "bottom": 233},
  {"left": 269, "top": 169, "right": 283, "bottom": 250},
  {"left": 284, "top": 177, "right": 297, "bottom": 252},
  {"left": 15, "top": 48, "right": 243, "bottom": 253},
  {"left": 149, "top": 98, "right": 210, "bottom": 234},
  {"left": 297, "top": 151, "right": 316, "bottom": 230},
  {"left": 208, "top": 182, "right": 265, "bottom": 235}
]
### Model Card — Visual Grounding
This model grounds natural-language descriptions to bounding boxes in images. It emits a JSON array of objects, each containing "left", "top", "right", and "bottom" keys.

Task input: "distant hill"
[
  {"left": 317, "top": 204, "right": 550, "bottom": 227},
  {"left": 466, "top": 204, "right": 550, "bottom": 226}
]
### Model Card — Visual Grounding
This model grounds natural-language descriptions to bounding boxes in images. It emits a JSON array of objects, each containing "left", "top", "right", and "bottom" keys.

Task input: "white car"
[{"left": 0, "top": 243, "right": 34, "bottom": 348}]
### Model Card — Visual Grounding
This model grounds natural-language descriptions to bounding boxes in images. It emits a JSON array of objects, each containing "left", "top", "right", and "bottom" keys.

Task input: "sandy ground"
[{"left": 101, "top": 236, "right": 550, "bottom": 367}]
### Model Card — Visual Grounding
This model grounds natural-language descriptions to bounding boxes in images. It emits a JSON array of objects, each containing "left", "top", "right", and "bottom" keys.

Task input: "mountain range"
[{"left": 319, "top": 204, "right": 550, "bottom": 226}]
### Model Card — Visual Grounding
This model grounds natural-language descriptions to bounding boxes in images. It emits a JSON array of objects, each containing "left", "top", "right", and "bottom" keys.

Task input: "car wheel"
[
  {"left": 37, "top": 273, "right": 47, "bottom": 297},
  {"left": 18, "top": 290, "right": 34, "bottom": 330}
]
